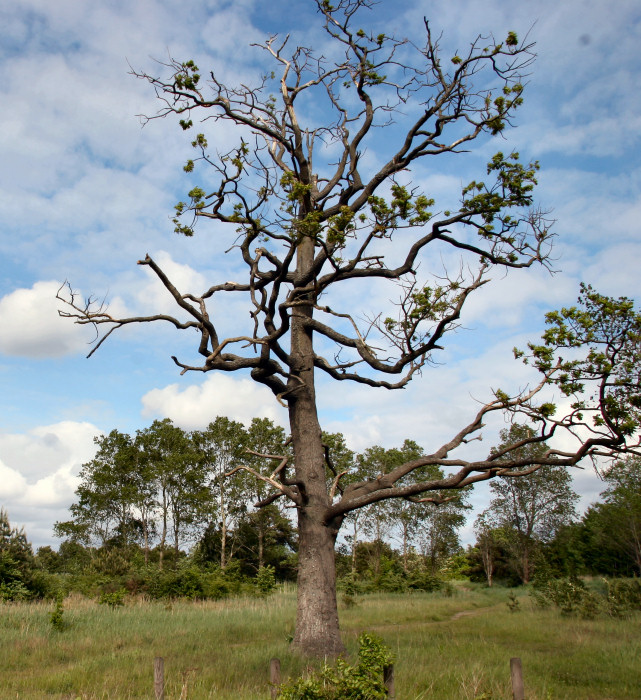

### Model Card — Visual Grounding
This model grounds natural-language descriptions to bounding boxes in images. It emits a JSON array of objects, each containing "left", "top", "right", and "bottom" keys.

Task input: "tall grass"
[{"left": 0, "top": 584, "right": 638, "bottom": 698}]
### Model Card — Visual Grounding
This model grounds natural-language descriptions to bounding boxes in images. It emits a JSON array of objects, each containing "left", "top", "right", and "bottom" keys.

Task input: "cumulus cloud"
[
  {"left": 0, "top": 421, "right": 101, "bottom": 546},
  {"left": 136, "top": 250, "right": 208, "bottom": 315},
  {"left": 141, "top": 373, "right": 288, "bottom": 430},
  {"left": 0, "top": 281, "right": 97, "bottom": 358}
]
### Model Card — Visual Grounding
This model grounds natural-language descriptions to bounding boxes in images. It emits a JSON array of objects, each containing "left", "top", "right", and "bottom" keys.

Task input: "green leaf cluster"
[
  {"left": 367, "top": 185, "right": 434, "bottom": 235},
  {"left": 462, "top": 151, "right": 538, "bottom": 227},
  {"left": 277, "top": 632, "right": 394, "bottom": 699},
  {"left": 174, "top": 60, "right": 201, "bottom": 92},
  {"left": 527, "top": 284, "right": 641, "bottom": 435}
]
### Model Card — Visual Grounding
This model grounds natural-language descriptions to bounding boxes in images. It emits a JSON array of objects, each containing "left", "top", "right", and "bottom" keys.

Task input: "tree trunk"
[
  {"left": 521, "top": 541, "right": 530, "bottom": 584},
  {"left": 258, "top": 526, "right": 264, "bottom": 571},
  {"left": 289, "top": 388, "right": 344, "bottom": 656},
  {"left": 480, "top": 537, "right": 494, "bottom": 587},
  {"left": 402, "top": 521, "right": 409, "bottom": 573},
  {"left": 293, "top": 501, "right": 344, "bottom": 656},
  {"left": 351, "top": 517, "right": 358, "bottom": 575},
  {"left": 220, "top": 486, "right": 227, "bottom": 570},
  {"left": 288, "top": 232, "right": 345, "bottom": 657},
  {"left": 143, "top": 516, "right": 150, "bottom": 566},
  {"left": 159, "top": 488, "right": 167, "bottom": 571},
  {"left": 173, "top": 516, "right": 180, "bottom": 559}
]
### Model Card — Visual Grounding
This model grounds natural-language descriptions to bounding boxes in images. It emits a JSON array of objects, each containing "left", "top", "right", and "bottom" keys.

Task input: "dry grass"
[{"left": 0, "top": 584, "right": 639, "bottom": 698}]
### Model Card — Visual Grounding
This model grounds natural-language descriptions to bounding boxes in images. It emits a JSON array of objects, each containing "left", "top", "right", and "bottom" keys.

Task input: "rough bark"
[
  {"left": 288, "top": 234, "right": 345, "bottom": 655},
  {"left": 293, "top": 503, "right": 343, "bottom": 656}
]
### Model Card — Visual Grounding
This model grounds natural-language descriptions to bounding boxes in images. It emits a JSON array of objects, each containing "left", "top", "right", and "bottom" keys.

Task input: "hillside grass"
[{"left": 0, "top": 583, "right": 639, "bottom": 699}]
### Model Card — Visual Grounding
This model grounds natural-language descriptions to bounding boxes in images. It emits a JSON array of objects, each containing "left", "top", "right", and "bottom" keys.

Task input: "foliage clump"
[
  {"left": 49, "top": 593, "right": 66, "bottom": 632},
  {"left": 98, "top": 588, "right": 126, "bottom": 608},
  {"left": 0, "top": 508, "right": 44, "bottom": 601},
  {"left": 256, "top": 565, "right": 277, "bottom": 595},
  {"left": 530, "top": 574, "right": 641, "bottom": 618},
  {"left": 277, "top": 632, "right": 394, "bottom": 699}
]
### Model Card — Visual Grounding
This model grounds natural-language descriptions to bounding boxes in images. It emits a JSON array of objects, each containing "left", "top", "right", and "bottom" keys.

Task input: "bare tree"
[{"left": 59, "top": 1, "right": 641, "bottom": 656}]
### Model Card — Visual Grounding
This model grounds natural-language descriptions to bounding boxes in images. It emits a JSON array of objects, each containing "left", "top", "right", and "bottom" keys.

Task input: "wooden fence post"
[
  {"left": 510, "top": 657, "right": 524, "bottom": 700},
  {"left": 270, "top": 657, "right": 281, "bottom": 699},
  {"left": 383, "top": 664, "right": 395, "bottom": 699},
  {"left": 154, "top": 656, "right": 165, "bottom": 700}
]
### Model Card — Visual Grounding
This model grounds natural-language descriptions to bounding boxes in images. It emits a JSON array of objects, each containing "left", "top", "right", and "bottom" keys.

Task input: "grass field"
[{"left": 0, "top": 584, "right": 639, "bottom": 699}]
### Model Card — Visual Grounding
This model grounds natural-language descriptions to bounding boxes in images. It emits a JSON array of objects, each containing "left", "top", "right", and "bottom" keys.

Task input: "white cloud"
[
  {"left": 141, "top": 373, "right": 288, "bottom": 429},
  {"left": 136, "top": 250, "right": 208, "bottom": 314},
  {"left": 0, "top": 281, "right": 96, "bottom": 358},
  {"left": 0, "top": 421, "right": 101, "bottom": 546},
  {"left": 0, "top": 461, "right": 27, "bottom": 500}
]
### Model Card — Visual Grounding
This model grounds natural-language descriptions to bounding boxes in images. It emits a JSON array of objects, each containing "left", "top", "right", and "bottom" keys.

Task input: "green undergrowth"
[{"left": 0, "top": 583, "right": 639, "bottom": 699}]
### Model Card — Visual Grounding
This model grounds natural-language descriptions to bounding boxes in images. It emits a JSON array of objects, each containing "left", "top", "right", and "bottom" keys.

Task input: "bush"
[
  {"left": 144, "top": 563, "right": 243, "bottom": 600},
  {"left": 530, "top": 575, "right": 641, "bottom": 618},
  {"left": 530, "top": 575, "right": 586, "bottom": 615},
  {"left": 0, "top": 579, "right": 31, "bottom": 602},
  {"left": 49, "top": 594, "right": 66, "bottom": 632},
  {"left": 98, "top": 589, "right": 126, "bottom": 608},
  {"left": 407, "top": 570, "right": 448, "bottom": 593},
  {"left": 277, "top": 632, "right": 394, "bottom": 700},
  {"left": 256, "top": 566, "right": 277, "bottom": 595},
  {"left": 605, "top": 578, "right": 641, "bottom": 617}
]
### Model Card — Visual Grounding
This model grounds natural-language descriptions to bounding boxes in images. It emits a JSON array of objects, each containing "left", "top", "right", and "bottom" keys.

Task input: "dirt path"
[{"left": 449, "top": 609, "right": 487, "bottom": 621}]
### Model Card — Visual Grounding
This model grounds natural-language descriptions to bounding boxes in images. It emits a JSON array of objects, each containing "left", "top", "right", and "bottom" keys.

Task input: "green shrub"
[
  {"left": 407, "top": 570, "right": 448, "bottom": 593},
  {"left": 49, "top": 594, "right": 66, "bottom": 632},
  {"left": 531, "top": 575, "right": 641, "bottom": 618},
  {"left": 605, "top": 578, "right": 641, "bottom": 617},
  {"left": 256, "top": 566, "right": 277, "bottom": 595},
  {"left": 0, "top": 579, "right": 31, "bottom": 602},
  {"left": 277, "top": 632, "right": 394, "bottom": 699},
  {"left": 507, "top": 591, "right": 520, "bottom": 613},
  {"left": 98, "top": 589, "right": 126, "bottom": 608},
  {"left": 144, "top": 564, "right": 239, "bottom": 600}
]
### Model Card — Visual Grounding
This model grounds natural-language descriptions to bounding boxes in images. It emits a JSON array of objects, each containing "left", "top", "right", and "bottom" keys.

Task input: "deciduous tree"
[
  {"left": 193, "top": 417, "right": 250, "bottom": 569},
  {"left": 479, "top": 424, "right": 579, "bottom": 583},
  {"left": 591, "top": 456, "right": 641, "bottom": 575},
  {"left": 55, "top": 430, "right": 140, "bottom": 548},
  {"left": 59, "top": 1, "right": 641, "bottom": 655}
]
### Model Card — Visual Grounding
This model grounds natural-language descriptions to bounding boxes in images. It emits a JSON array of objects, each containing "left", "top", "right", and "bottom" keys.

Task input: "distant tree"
[
  {"left": 539, "top": 522, "right": 586, "bottom": 578},
  {"left": 570, "top": 456, "right": 641, "bottom": 577},
  {"left": 417, "top": 498, "right": 469, "bottom": 574},
  {"left": 356, "top": 441, "right": 469, "bottom": 573},
  {"left": 241, "top": 418, "right": 291, "bottom": 569},
  {"left": 473, "top": 513, "right": 499, "bottom": 587},
  {"left": 55, "top": 430, "right": 140, "bottom": 548},
  {"left": 234, "top": 505, "right": 298, "bottom": 579},
  {"left": 0, "top": 509, "right": 35, "bottom": 600},
  {"left": 597, "top": 457, "right": 641, "bottom": 574},
  {"left": 193, "top": 417, "right": 250, "bottom": 569},
  {"left": 361, "top": 442, "right": 423, "bottom": 572},
  {"left": 137, "top": 419, "right": 206, "bottom": 568},
  {"left": 165, "top": 431, "right": 209, "bottom": 559},
  {"left": 59, "top": 0, "right": 641, "bottom": 655},
  {"left": 130, "top": 431, "right": 160, "bottom": 564},
  {"left": 480, "top": 424, "right": 579, "bottom": 583}
]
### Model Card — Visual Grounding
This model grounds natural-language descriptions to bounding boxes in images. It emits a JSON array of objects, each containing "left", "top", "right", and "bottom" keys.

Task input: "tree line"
[
  {"left": 2, "top": 419, "right": 640, "bottom": 603},
  {"left": 51, "top": 418, "right": 469, "bottom": 579}
]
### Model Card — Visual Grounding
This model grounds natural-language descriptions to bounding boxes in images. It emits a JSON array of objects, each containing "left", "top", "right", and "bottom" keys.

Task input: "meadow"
[{"left": 0, "top": 584, "right": 639, "bottom": 699}]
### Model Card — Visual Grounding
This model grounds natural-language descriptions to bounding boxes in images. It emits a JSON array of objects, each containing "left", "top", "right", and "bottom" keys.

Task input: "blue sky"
[{"left": 1, "top": 0, "right": 640, "bottom": 548}]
